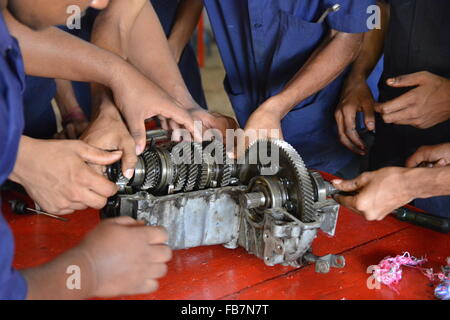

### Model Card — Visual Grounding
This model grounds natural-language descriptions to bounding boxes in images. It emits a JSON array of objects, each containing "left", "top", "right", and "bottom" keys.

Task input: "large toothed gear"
[
  {"left": 141, "top": 149, "right": 160, "bottom": 190},
  {"left": 240, "top": 139, "right": 316, "bottom": 222}
]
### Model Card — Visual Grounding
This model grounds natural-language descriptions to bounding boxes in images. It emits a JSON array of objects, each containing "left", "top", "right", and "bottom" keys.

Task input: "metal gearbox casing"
[{"left": 103, "top": 137, "right": 345, "bottom": 272}]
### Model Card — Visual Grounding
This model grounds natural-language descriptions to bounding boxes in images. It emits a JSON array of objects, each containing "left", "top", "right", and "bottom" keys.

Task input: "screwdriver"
[{"left": 9, "top": 200, "right": 69, "bottom": 222}]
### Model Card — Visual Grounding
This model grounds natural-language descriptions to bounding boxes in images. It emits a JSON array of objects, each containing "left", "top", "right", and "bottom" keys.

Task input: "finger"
[
  {"left": 343, "top": 108, "right": 366, "bottom": 154},
  {"left": 147, "top": 244, "right": 172, "bottom": 263},
  {"left": 126, "top": 113, "right": 147, "bottom": 155},
  {"left": 84, "top": 168, "right": 119, "bottom": 198},
  {"left": 168, "top": 119, "right": 180, "bottom": 131},
  {"left": 67, "top": 202, "right": 88, "bottom": 212},
  {"left": 336, "top": 111, "right": 365, "bottom": 154},
  {"left": 382, "top": 108, "right": 420, "bottom": 125},
  {"left": 435, "top": 159, "right": 448, "bottom": 168},
  {"left": 146, "top": 263, "right": 168, "bottom": 279},
  {"left": 66, "top": 123, "right": 77, "bottom": 140},
  {"left": 120, "top": 138, "right": 138, "bottom": 180},
  {"left": 334, "top": 194, "right": 359, "bottom": 213},
  {"left": 77, "top": 143, "right": 123, "bottom": 165},
  {"left": 332, "top": 176, "right": 367, "bottom": 192},
  {"left": 135, "top": 279, "right": 159, "bottom": 295},
  {"left": 145, "top": 226, "right": 169, "bottom": 244},
  {"left": 77, "top": 188, "right": 109, "bottom": 209},
  {"left": 161, "top": 106, "right": 196, "bottom": 137},
  {"left": 405, "top": 147, "right": 432, "bottom": 167},
  {"left": 375, "top": 92, "right": 416, "bottom": 114},
  {"left": 362, "top": 102, "right": 376, "bottom": 131},
  {"left": 109, "top": 216, "right": 140, "bottom": 226},
  {"left": 386, "top": 72, "right": 426, "bottom": 88},
  {"left": 158, "top": 116, "right": 169, "bottom": 131}
]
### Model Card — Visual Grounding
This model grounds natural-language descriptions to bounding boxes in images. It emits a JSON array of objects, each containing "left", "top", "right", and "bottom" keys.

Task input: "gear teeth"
[
  {"left": 244, "top": 139, "right": 316, "bottom": 222},
  {"left": 270, "top": 139, "right": 316, "bottom": 222},
  {"left": 142, "top": 150, "right": 160, "bottom": 190},
  {"left": 219, "top": 144, "right": 232, "bottom": 187},
  {"left": 183, "top": 142, "right": 202, "bottom": 192},
  {"left": 171, "top": 143, "right": 190, "bottom": 192},
  {"left": 197, "top": 163, "right": 210, "bottom": 190}
]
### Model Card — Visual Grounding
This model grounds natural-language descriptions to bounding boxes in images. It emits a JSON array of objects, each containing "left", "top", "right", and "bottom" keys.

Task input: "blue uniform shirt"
[
  {"left": 0, "top": 12, "right": 28, "bottom": 300},
  {"left": 204, "top": 0, "right": 375, "bottom": 174}
]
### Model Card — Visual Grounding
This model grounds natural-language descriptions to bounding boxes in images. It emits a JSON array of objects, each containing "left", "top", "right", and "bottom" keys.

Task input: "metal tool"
[
  {"left": 316, "top": 4, "right": 341, "bottom": 23},
  {"left": 393, "top": 207, "right": 450, "bottom": 234},
  {"left": 327, "top": 184, "right": 450, "bottom": 233},
  {"left": 9, "top": 200, "right": 69, "bottom": 222}
]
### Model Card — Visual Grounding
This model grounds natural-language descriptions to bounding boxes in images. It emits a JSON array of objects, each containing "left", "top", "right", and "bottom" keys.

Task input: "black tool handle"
[
  {"left": 8, "top": 200, "right": 29, "bottom": 215},
  {"left": 393, "top": 207, "right": 450, "bottom": 234}
]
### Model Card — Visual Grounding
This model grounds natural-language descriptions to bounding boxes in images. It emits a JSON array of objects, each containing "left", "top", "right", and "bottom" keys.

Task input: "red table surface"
[{"left": 2, "top": 184, "right": 449, "bottom": 300}]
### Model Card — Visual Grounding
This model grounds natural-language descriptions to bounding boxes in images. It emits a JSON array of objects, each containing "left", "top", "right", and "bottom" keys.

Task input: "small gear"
[
  {"left": 183, "top": 142, "right": 202, "bottom": 192},
  {"left": 219, "top": 145, "right": 232, "bottom": 187},
  {"left": 141, "top": 149, "right": 160, "bottom": 190},
  {"left": 171, "top": 142, "right": 190, "bottom": 192},
  {"left": 197, "top": 163, "right": 211, "bottom": 190}
]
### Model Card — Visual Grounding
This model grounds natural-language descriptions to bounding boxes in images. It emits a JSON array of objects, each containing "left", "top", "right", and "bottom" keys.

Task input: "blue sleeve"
[
  {"left": 0, "top": 211, "right": 27, "bottom": 300},
  {"left": 326, "top": 0, "right": 376, "bottom": 33}
]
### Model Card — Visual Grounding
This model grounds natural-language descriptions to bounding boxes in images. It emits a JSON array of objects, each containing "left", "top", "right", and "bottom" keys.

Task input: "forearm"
[
  {"left": 4, "top": 10, "right": 127, "bottom": 88},
  {"left": 91, "top": 1, "right": 197, "bottom": 109},
  {"left": 346, "top": 0, "right": 389, "bottom": 82},
  {"left": 22, "top": 247, "right": 95, "bottom": 300},
  {"left": 54, "top": 79, "right": 81, "bottom": 116},
  {"left": 405, "top": 167, "right": 450, "bottom": 200},
  {"left": 168, "top": 0, "right": 204, "bottom": 62},
  {"left": 265, "top": 31, "right": 363, "bottom": 119}
]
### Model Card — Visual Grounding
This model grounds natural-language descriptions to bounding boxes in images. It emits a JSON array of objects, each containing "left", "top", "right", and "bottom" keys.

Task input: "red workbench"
[{"left": 3, "top": 189, "right": 449, "bottom": 300}]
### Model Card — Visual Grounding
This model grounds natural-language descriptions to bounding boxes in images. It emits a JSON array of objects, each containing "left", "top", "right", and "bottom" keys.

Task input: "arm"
[
  {"left": 335, "top": 0, "right": 389, "bottom": 154},
  {"left": 92, "top": 1, "right": 235, "bottom": 141},
  {"left": 167, "top": 0, "right": 204, "bottom": 63},
  {"left": 333, "top": 166, "right": 450, "bottom": 221},
  {"left": 5, "top": 9, "right": 197, "bottom": 152},
  {"left": 244, "top": 30, "right": 364, "bottom": 140},
  {"left": 4, "top": 10, "right": 123, "bottom": 87},
  {"left": 54, "top": 79, "right": 88, "bottom": 139}
]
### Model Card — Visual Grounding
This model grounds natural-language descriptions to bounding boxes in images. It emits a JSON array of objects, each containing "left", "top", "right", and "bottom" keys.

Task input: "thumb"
[
  {"left": 107, "top": 216, "right": 144, "bottom": 226},
  {"left": 405, "top": 147, "right": 430, "bottom": 168},
  {"left": 362, "top": 103, "right": 376, "bottom": 131},
  {"left": 127, "top": 116, "right": 147, "bottom": 156},
  {"left": 78, "top": 143, "right": 123, "bottom": 165},
  {"left": 332, "top": 177, "right": 364, "bottom": 193},
  {"left": 386, "top": 72, "right": 424, "bottom": 88}
]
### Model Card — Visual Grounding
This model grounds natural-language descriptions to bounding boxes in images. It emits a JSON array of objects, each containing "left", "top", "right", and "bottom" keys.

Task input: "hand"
[
  {"left": 332, "top": 167, "right": 415, "bottom": 221},
  {"left": 375, "top": 71, "right": 450, "bottom": 128},
  {"left": 54, "top": 111, "right": 89, "bottom": 140},
  {"left": 335, "top": 79, "right": 376, "bottom": 155},
  {"left": 236, "top": 101, "right": 284, "bottom": 158},
  {"left": 406, "top": 143, "right": 450, "bottom": 168},
  {"left": 23, "top": 216, "right": 172, "bottom": 299},
  {"left": 9, "top": 137, "right": 121, "bottom": 215},
  {"left": 81, "top": 99, "right": 137, "bottom": 179},
  {"left": 160, "top": 107, "right": 239, "bottom": 143},
  {"left": 77, "top": 217, "right": 171, "bottom": 297},
  {"left": 111, "top": 69, "right": 198, "bottom": 155}
]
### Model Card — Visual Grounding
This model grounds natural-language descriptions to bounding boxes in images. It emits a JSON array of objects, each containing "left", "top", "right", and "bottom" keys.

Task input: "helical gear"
[{"left": 141, "top": 149, "right": 160, "bottom": 190}]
